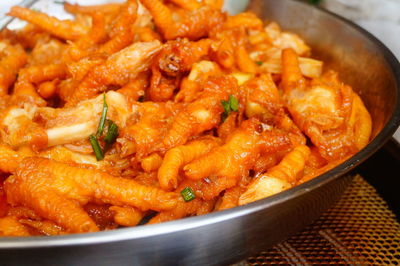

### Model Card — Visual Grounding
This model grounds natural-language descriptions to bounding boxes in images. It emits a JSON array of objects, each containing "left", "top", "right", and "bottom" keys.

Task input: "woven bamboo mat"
[{"left": 244, "top": 175, "right": 400, "bottom": 265}]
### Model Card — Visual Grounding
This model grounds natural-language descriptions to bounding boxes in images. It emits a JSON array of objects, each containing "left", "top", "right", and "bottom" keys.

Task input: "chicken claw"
[
  {"left": 68, "top": 40, "right": 162, "bottom": 105},
  {"left": 8, "top": 6, "right": 88, "bottom": 41},
  {"left": 5, "top": 157, "right": 178, "bottom": 232},
  {"left": 281, "top": 48, "right": 359, "bottom": 160},
  {"left": 163, "top": 76, "right": 239, "bottom": 149},
  {"left": 0, "top": 41, "right": 27, "bottom": 96},
  {"left": 184, "top": 118, "right": 291, "bottom": 182},
  {"left": 140, "top": 0, "right": 224, "bottom": 40},
  {"left": 239, "top": 145, "right": 310, "bottom": 205},
  {"left": 158, "top": 136, "right": 221, "bottom": 190}
]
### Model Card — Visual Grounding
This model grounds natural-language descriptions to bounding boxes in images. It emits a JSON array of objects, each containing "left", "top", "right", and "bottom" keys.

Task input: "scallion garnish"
[
  {"left": 221, "top": 100, "right": 231, "bottom": 114},
  {"left": 221, "top": 95, "right": 239, "bottom": 121},
  {"left": 255, "top": 61, "right": 263, "bottom": 66},
  {"left": 97, "top": 93, "right": 108, "bottom": 137},
  {"left": 181, "top": 187, "right": 196, "bottom": 202},
  {"left": 104, "top": 120, "right": 119, "bottom": 152},
  {"left": 54, "top": 0, "right": 65, "bottom": 4},
  {"left": 89, "top": 135, "right": 104, "bottom": 161},
  {"left": 90, "top": 94, "right": 120, "bottom": 160},
  {"left": 229, "top": 95, "right": 239, "bottom": 111}
]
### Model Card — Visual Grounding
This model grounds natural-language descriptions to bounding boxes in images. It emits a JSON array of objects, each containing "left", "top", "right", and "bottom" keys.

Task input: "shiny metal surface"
[{"left": 0, "top": 0, "right": 399, "bottom": 265}]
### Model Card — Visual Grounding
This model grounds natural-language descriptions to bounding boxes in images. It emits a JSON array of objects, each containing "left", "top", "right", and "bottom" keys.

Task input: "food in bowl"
[{"left": 0, "top": 0, "right": 371, "bottom": 236}]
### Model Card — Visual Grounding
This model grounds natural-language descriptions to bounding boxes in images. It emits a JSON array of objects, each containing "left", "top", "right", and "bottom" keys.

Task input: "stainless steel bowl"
[{"left": 1, "top": 0, "right": 399, "bottom": 265}]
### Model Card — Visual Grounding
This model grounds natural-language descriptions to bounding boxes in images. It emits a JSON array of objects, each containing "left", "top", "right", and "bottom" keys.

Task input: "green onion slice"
[
  {"left": 229, "top": 95, "right": 239, "bottom": 112},
  {"left": 255, "top": 61, "right": 263, "bottom": 66},
  {"left": 97, "top": 93, "right": 108, "bottom": 136},
  {"left": 181, "top": 187, "right": 196, "bottom": 202},
  {"left": 89, "top": 135, "right": 104, "bottom": 161},
  {"left": 221, "top": 100, "right": 231, "bottom": 115},
  {"left": 104, "top": 120, "right": 119, "bottom": 144},
  {"left": 221, "top": 95, "right": 239, "bottom": 121}
]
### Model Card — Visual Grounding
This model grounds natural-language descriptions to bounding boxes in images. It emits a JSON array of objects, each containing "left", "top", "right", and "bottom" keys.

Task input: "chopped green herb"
[
  {"left": 104, "top": 120, "right": 119, "bottom": 152},
  {"left": 221, "top": 100, "right": 231, "bottom": 114},
  {"left": 229, "top": 95, "right": 239, "bottom": 112},
  {"left": 96, "top": 93, "right": 108, "bottom": 136},
  {"left": 89, "top": 135, "right": 104, "bottom": 161},
  {"left": 90, "top": 94, "right": 119, "bottom": 160},
  {"left": 181, "top": 187, "right": 196, "bottom": 202},
  {"left": 255, "top": 61, "right": 263, "bottom": 66},
  {"left": 54, "top": 0, "right": 65, "bottom": 4},
  {"left": 221, "top": 95, "right": 239, "bottom": 121}
]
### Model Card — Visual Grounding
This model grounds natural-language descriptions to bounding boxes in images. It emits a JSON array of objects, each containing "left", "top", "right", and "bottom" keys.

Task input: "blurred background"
[{"left": 317, "top": 0, "right": 400, "bottom": 62}]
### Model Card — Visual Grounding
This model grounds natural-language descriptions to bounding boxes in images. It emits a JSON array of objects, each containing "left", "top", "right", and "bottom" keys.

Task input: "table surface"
[
  {"left": 240, "top": 139, "right": 400, "bottom": 265},
  {"left": 244, "top": 175, "right": 400, "bottom": 265}
]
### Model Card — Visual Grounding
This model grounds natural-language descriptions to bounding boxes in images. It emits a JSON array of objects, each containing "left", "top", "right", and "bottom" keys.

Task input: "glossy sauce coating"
[{"left": 0, "top": 0, "right": 372, "bottom": 236}]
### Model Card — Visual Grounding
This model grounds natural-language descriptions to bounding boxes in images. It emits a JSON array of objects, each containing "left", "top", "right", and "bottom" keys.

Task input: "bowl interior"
[
  {"left": 249, "top": 0, "right": 400, "bottom": 139},
  {"left": 0, "top": 0, "right": 399, "bottom": 253}
]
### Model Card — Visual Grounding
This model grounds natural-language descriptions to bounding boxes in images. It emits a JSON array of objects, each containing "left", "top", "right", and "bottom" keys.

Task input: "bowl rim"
[{"left": 0, "top": 0, "right": 399, "bottom": 248}]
